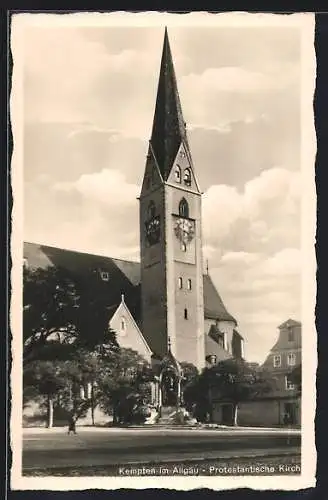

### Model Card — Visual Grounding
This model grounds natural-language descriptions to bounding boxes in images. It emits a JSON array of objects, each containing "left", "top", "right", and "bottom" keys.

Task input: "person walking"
[{"left": 67, "top": 415, "right": 77, "bottom": 435}]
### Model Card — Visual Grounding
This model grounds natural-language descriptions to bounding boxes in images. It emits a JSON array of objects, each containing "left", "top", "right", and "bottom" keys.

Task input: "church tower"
[{"left": 139, "top": 29, "right": 205, "bottom": 370}]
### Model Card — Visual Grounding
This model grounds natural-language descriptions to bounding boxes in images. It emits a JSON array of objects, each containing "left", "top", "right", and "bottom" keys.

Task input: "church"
[{"left": 24, "top": 29, "right": 244, "bottom": 375}]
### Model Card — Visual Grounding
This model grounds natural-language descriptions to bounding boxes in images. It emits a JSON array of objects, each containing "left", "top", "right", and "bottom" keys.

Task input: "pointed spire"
[{"left": 150, "top": 28, "right": 192, "bottom": 180}]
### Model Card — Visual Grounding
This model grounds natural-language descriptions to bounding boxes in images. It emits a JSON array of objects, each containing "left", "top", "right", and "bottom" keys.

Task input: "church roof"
[
  {"left": 23, "top": 242, "right": 141, "bottom": 323},
  {"left": 24, "top": 242, "right": 236, "bottom": 325},
  {"left": 150, "top": 28, "right": 192, "bottom": 180},
  {"left": 203, "top": 274, "right": 237, "bottom": 324}
]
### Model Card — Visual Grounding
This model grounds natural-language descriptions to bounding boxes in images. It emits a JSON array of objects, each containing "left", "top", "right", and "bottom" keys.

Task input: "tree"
[
  {"left": 96, "top": 348, "right": 153, "bottom": 425},
  {"left": 23, "top": 266, "right": 117, "bottom": 364},
  {"left": 23, "top": 335, "right": 123, "bottom": 426},
  {"left": 184, "top": 359, "right": 277, "bottom": 426},
  {"left": 24, "top": 360, "right": 67, "bottom": 428}
]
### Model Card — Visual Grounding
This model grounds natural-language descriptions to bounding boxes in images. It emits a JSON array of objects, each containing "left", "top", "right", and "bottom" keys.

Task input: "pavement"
[{"left": 23, "top": 426, "right": 301, "bottom": 473}]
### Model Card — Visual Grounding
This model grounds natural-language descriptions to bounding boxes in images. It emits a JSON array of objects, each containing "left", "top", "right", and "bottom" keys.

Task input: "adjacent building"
[{"left": 210, "top": 319, "right": 302, "bottom": 427}]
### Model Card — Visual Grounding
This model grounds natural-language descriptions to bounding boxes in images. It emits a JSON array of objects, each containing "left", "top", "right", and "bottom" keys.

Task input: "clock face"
[
  {"left": 145, "top": 215, "right": 160, "bottom": 246},
  {"left": 174, "top": 217, "right": 195, "bottom": 245}
]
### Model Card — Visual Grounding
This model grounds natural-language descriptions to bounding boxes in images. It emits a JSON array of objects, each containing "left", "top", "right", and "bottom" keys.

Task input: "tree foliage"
[
  {"left": 23, "top": 266, "right": 117, "bottom": 364},
  {"left": 184, "top": 358, "right": 277, "bottom": 425}
]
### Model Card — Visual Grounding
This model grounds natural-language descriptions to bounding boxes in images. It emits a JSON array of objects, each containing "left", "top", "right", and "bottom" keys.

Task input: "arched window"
[
  {"left": 174, "top": 165, "right": 181, "bottom": 183},
  {"left": 121, "top": 317, "right": 126, "bottom": 332},
  {"left": 187, "top": 278, "right": 192, "bottom": 290},
  {"left": 181, "top": 242, "right": 187, "bottom": 252},
  {"left": 184, "top": 168, "right": 191, "bottom": 186},
  {"left": 178, "top": 277, "right": 183, "bottom": 289},
  {"left": 184, "top": 308, "right": 188, "bottom": 320},
  {"left": 147, "top": 200, "right": 156, "bottom": 219},
  {"left": 179, "top": 198, "right": 189, "bottom": 218}
]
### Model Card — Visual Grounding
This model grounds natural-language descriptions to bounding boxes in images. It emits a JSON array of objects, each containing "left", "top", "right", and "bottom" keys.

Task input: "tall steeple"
[
  {"left": 139, "top": 27, "right": 205, "bottom": 370},
  {"left": 150, "top": 28, "right": 192, "bottom": 181}
]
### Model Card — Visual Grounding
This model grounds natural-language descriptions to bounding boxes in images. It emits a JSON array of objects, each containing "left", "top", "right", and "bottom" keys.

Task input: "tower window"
[
  {"left": 184, "top": 168, "right": 191, "bottom": 186},
  {"left": 121, "top": 317, "right": 126, "bottom": 332},
  {"left": 178, "top": 277, "right": 183, "bottom": 289},
  {"left": 184, "top": 308, "right": 188, "bottom": 320},
  {"left": 174, "top": 165, "right": 181, "bottom": 183},
  {"left": 179, "top": 197, "right": 189, "bottom": 218},
  {"left": 181, "top": 242, "right": 187, "bottom": 252},
  {"left": 187, "top": 279, "right": 192, "bottom": 290},
  {"left": 147, "top": 200, "right": 156, "bottom": 219}
]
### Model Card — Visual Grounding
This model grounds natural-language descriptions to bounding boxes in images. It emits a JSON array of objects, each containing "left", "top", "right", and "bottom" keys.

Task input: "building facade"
[{"left": 210, "top": 319, "right": 302, "bottom": 427}]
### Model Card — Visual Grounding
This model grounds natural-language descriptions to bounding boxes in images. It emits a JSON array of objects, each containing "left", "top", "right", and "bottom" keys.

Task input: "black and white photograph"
[{"left": 10, "top": 12, "right": 316, "bottom": 490}]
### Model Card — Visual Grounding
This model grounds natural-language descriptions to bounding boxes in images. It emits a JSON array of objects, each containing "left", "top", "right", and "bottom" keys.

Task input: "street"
[{"left": 23, "top": 427, "right": 301, "bottom": 476}]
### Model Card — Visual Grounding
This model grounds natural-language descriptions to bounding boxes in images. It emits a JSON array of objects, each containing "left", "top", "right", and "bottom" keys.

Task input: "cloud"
[
  {"left": 53, "top": 169, "right": 139, "bottom": 208},
  {"left": 181, "top": 64, "right": 297, "bottom": 95},
  {"left": 210, "top": 249, "right": 301, "bottom": 362},
  {"left": 262, "top": 248, "right": 301, "bottom": 276},
  {"left": 205, "top": 168, "right": 302, "bottom": 362},
  {"left": 220, "top": 251, "right": 261, "bottom": 265},
  {"left": 202, "top": 167, "right": 301, "bottom": 254}
]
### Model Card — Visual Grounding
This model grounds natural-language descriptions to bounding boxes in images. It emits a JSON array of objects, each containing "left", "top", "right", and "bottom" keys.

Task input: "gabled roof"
[
  {"left": 278, "top": 319, "right": 301, "bottom": 329},
  {"left": 24, "top": 242, "right": 236, "bottom": 328},
  {"left": 23, "top": 242, "right": 141, "bottom": 322},
  {"left": 150, "top": 28, "right": 192, "bottom": 180},
  {"left": 203, "top": 274, "right": 237, "bottom": 324}
]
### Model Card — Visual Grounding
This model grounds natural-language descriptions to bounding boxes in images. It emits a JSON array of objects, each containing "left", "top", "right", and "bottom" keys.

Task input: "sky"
[{"left": 21, "top": 21, "right": 303, "bottom": 363}]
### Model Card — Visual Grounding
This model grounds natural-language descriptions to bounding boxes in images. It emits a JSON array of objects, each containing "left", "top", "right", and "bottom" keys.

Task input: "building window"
[
  {"left": 120, "top": 317, "right": 126, "bottom": 332},
  {"left": 287, "top": 352, "right": 296, "bottom": 366},
  {"left": 184, "top": 308, "right": 188, "bottom": 320},
  {"left": 147, "top": 200, "right": 156, "bottom": 219},
  {"left": 100, "top": 271, "right": 109, "bottom": 281},
  {"left": 288, "top": 327, "right": 294, "bottom": 342},
  {"left": 187, "top": 278, "right": 192, "bottom": 290},
  {"left": 178, "top": 277, "right": 183, "bottom": 289},
  {"left": 183, "top": 168, "right": 192, "bottom": 186},
  {"left": 285, "top": 376, "right": 295, "bottom": 390},
  {"left": 174, "top": 165, "right": 181, "bottom": 183},
  {"left": 179, "top": 197, "right": 189, "bottom": 218},
  {"left": 273, "top": 355, "right": 281, "bottom": 368}
]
